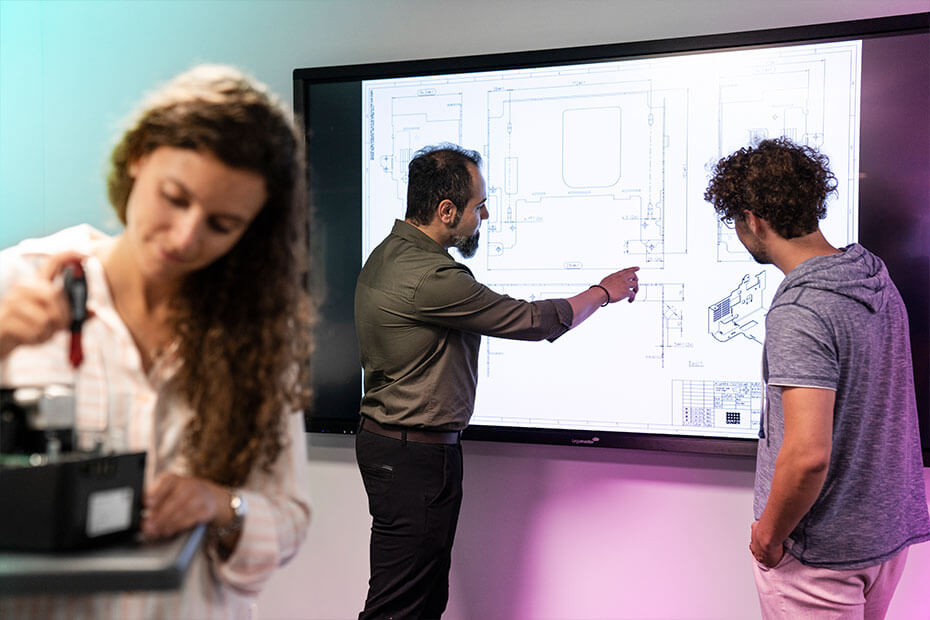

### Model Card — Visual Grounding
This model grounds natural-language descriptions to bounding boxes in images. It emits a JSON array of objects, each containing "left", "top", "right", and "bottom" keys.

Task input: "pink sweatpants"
[{"left": 752, "top": 547, "right": 909, "bottom": 620}]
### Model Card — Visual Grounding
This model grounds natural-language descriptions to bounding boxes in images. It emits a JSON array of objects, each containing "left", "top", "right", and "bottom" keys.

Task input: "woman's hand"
[
  {"left": 142, "top": 471, "right": 233, "bottom": 540},
  {"left": 0, "top": 251, "right": 87, "bottom": 359}
]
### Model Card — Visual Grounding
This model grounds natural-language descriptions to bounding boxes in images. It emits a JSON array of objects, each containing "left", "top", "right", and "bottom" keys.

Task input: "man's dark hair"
[
  {"left": 406, "top": 143, "right": 482, "bottom": 226},
  {"left": 704, "top": 137, "right": 838, "bottom": 239}
]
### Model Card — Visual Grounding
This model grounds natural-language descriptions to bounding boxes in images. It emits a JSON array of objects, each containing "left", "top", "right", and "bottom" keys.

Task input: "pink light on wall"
[
  {"left": 511, "top": 463, "right": 757, "bottom": 619},
  {"left": 449, "top": 444, "right": 930, "bottom": 620},
  {"left": 451, "top": 445, "right": 761, "bottom": 619}
]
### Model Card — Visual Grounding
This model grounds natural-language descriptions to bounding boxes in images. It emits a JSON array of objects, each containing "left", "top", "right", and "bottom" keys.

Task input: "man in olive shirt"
[{"left": 355, "top": 144, "right": 640, "bottom": 619}]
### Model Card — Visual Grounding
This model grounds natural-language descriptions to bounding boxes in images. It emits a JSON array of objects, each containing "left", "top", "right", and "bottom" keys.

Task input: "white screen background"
[{"left": 360, "top": 40, "right": 861, "bottom": 439}]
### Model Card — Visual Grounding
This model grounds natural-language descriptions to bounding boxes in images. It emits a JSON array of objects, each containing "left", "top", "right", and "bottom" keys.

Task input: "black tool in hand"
[{"left": 63, "top": 260, "right": 87, "bottom": 368}]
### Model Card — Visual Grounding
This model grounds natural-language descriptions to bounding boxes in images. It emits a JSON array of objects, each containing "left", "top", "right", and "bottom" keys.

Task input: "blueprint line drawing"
[
  {"left": 633, "top": 282, "right": 687, "bottom": 368},
  {"left": 484, "top": 83, "right": 689, "bottom": 272},
  {"left": 709, "top": 272, "right": 767, "bottom": 345},
  {"left": 361, "top": 40, "right": 861, "bottom": 438},
  {"left": 672, "top": 379, "right": 763, "bottom": 431}
]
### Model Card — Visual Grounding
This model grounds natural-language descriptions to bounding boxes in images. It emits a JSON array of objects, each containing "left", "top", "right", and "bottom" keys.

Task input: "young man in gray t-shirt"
[{"left": 705, "top": 138, "right": 930, "bottom": 619}]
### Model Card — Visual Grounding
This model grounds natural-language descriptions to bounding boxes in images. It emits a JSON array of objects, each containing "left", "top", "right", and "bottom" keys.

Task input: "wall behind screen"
[{"left": 2, "top": 1, "right": 928, "bottom": 619}]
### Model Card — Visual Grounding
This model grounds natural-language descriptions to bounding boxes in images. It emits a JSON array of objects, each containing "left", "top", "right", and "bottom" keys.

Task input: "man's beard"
[
  {"left": 735, "top": 222, "right": 771, "bottom": 265},
  {"left": 451, "top": 231, "right": 480, "bottom": 258},
  {"left": 747, "top": 246, "right": 772, "bottom": 265},
  {"left": 743, "top": 237, "right": 772, "bottom": 265}
]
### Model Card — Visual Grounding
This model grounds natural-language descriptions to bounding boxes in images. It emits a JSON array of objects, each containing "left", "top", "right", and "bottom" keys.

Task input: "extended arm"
[
  {"left": 751, "top": 386, "right": 834, "bottom": 567},
  {"left": 411, "top": 263, "right": 639, "bottom": 341},
  {"left": 566, "top": 266, "right": 640, "bottom": 328}
]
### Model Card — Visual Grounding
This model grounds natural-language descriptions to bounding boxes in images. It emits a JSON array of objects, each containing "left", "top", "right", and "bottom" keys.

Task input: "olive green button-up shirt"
[{"left": 355, "top": 220, "right": 573, "bottom": 431}]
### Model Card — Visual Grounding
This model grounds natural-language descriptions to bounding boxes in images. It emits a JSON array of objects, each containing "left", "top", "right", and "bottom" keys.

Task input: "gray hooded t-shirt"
[{"left": 754, "top": 243, "right": 930, "bottom": 569}]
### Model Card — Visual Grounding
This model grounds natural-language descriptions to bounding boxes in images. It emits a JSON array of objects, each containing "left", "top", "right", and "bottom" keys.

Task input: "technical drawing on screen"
[{"left": 361, "top": 40, "right": 861, "bottom": 440}]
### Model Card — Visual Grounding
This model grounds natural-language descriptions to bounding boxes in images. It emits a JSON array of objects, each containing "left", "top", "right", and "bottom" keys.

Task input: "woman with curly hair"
[{"left": 0, "top": 64, "right": 312, "bottom": 617}]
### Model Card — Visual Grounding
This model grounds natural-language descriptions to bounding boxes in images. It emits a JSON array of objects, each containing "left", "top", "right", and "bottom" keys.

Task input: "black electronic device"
[
  {"left": 0, "top": 387, "right": 146, "bottom": 551},
  {"left": 0, "top": 451, "right": 146, "bottom": 552},
  {"left": 294, "top": 13, "right": 930, "bottom": 463}
]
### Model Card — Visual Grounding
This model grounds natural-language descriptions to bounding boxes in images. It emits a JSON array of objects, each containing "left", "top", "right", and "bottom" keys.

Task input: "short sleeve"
[{"left": 764, "top": 303, "right": 838, "bottom": 390}]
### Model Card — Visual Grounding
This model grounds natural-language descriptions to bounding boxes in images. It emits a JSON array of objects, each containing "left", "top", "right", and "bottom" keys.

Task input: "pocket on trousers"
[
  {"left": 359, "top": 462, "right": 394, "bottom": 499},
  {"left": 754, "top": 549, "right": 793, "bottom": 572}
]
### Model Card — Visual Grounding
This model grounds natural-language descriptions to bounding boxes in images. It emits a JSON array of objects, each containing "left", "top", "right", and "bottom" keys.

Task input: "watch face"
[{"left": 231, "top": 493, "right": 247, "bottom": 519}]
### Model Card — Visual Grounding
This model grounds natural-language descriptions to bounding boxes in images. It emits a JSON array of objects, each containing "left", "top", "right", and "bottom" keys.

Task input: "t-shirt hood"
[{"left": 774, "top": 243, "right": 890, "bottom": 314}]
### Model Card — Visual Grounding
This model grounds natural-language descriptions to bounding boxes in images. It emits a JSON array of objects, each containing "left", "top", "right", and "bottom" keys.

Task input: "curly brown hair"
[
  {"left": 704, "top": 137, "right": 838, "bottom": 239},
  {"left": 107, "top": 65, "right": 312, "bottom": 486}
]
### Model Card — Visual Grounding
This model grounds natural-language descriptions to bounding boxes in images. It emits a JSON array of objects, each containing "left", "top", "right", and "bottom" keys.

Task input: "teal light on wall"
[
  {"left": 0, "top": 0, "right": 308, "bottom": 251},
  {"left": 1, "top": 1, "right": 48, "bottom": 249}
]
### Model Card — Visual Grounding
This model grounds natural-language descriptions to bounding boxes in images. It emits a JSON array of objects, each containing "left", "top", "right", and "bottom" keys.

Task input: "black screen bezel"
[{"left": 295, "top": 13, "right": 930, "bottom": 463}]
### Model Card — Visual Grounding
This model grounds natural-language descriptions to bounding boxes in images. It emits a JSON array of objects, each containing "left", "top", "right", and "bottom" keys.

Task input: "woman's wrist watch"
[{"left": 213, "top": 490, "right": 248, "bottom": 538}]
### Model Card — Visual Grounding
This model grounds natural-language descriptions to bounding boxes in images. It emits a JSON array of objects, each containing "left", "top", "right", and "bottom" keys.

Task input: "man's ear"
[
  {"left": 743, "top": 210, "right": 767, "bottom": 237},
  {"left": 437, "top": 199, "right": 458, "bottom": 226}
]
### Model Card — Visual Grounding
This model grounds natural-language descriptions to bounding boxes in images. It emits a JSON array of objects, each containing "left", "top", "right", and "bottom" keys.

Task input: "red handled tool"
[{"left": 62, "top": 260, "right": 88, "bottom": 368}]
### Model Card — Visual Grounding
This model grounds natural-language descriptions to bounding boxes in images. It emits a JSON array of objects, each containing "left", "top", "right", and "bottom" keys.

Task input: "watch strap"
[{"left": 212, "top": 490, "right": 247, "bottom": 538}]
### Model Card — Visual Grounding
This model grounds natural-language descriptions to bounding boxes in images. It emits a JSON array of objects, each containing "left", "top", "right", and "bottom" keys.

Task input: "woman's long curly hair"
[
  {"left": 107, "top": 65, "right": 312, "bottom": 486},
  {"left": 704, "top": 137, "right": 838, "bottom": 239}
]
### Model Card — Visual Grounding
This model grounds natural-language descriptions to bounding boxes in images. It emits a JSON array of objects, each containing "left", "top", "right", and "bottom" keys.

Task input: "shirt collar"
[{"left": 391, "top": 219, "right": 451, "bottom": 257}]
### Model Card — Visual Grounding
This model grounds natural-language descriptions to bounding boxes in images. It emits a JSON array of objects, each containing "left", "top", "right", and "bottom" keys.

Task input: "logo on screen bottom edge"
[{"left": 571, "top": 436, "right": 601, "bottom": 445}]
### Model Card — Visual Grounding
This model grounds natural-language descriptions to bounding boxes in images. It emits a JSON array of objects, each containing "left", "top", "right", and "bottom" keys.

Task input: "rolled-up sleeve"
[
  {"left": 414, "top": 264, "right": 572, "bottom": 342},
  {"left": 212, "top": 412, "right": 311, "bottom": 594}
]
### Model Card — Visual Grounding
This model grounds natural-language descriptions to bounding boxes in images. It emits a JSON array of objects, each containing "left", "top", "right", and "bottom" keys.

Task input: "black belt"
[{"left": 360, "top": 416, "right": 461, "bottom": 445}]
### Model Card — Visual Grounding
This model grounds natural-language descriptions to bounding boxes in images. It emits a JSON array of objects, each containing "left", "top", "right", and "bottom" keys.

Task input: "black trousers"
[{"left": 356, "top": 425, "right": 464, "bottom": 620}]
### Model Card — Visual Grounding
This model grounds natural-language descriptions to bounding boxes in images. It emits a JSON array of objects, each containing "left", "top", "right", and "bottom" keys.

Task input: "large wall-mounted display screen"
[{"left": 295, "top": 13, "right": 929, "bottom": 460}]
